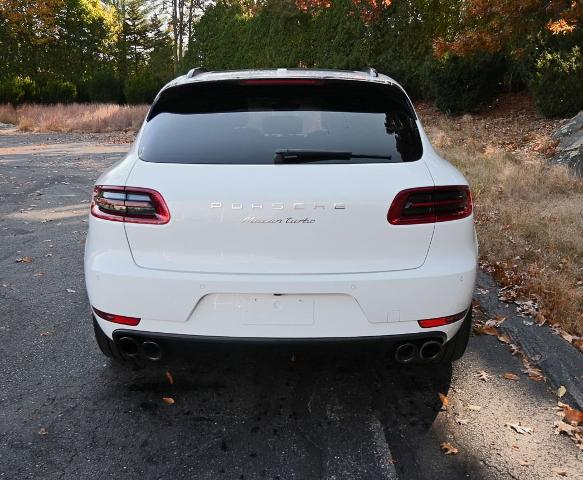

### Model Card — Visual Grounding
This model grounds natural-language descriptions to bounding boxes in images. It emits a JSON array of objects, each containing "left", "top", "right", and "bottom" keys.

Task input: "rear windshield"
[{"left": 140, "top": 80, "right": 423, "bottom": 164}]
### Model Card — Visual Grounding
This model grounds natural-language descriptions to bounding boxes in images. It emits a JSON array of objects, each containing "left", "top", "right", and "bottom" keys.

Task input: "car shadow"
[{"left": 103, "top": 342, "right": 453, "bottom": 479}]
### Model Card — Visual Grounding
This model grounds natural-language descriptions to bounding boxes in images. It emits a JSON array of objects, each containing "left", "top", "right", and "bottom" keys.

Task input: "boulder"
[{"left": 551, "top": 111, "right": 583, "bottom": 176}]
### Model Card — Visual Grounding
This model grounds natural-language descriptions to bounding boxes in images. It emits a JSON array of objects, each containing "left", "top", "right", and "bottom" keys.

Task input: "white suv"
[{"left": 85, "top": 68, "right": 477, "bottom": 364}]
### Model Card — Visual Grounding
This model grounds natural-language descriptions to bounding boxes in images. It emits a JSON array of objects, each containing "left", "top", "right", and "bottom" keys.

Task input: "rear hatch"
[{"left": 124, "top": 78, "right": 434, "bottom": 274}]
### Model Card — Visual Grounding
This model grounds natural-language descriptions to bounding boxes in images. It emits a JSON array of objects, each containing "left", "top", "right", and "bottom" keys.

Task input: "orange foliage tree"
[
  {"left": 0, "top": 0, "right": 64, "bottom": 45},
  {"left": 296, "top": 0, "right": 392, "bottom": 20},
  {"left": 433, "top": 0, "right": 583, "bottom": 58}
]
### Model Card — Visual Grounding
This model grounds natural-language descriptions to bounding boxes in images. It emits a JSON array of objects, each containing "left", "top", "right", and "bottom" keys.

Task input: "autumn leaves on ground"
[
  {"left": 1, "top": 95, "right": 582, "bottom": 346},
  {"left": 418, "top": 95, "right": 583, "bottom": 344}
]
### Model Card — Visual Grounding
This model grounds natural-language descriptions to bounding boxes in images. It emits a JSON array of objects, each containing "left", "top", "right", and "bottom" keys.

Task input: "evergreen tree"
[
  {"left": 148, "top": 13, "right": 174, "bottom": 83},
  {"left": 124, "top": 0, "right": 151, "bottom": 75}
]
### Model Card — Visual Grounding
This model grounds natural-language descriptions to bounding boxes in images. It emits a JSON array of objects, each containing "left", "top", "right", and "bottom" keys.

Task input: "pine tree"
[
  {"left": 148, "top": 13, "right": 174, "bottom": 83},
  {"left": 124, "top": 0, "right": 151, "bottom": 75}
]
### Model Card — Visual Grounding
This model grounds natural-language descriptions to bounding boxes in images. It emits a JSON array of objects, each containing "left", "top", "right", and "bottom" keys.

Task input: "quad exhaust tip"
[
  {"left": 117, "top": 336, "right": 162, "bottom": 361},
  {"left": 141, "top": 340, "right": 162, "bottom": 361},
  {"left": 394, "top": 343, "right": 418, "bottom": 364},
  {"left": 419, "top": 340, "right": 443, "bottom": 361},
  {"left": 118, "top": 336, "right": 139, "bottom": 357},
  {"left": 394, "top": 339, "right": 443, "bottom": 363}
]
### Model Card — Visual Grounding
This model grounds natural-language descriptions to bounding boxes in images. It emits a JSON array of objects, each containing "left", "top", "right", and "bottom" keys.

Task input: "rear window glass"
[{"left": 140, "top": 80, "right": 423, "bottom": 164}]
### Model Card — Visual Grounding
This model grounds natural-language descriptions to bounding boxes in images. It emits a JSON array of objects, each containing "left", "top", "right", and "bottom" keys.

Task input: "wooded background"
[{"left": 0, "top": 0, "right": 582, "bottom": 117}]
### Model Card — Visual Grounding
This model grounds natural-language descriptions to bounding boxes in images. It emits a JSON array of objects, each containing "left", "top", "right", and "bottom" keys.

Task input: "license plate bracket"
[{"left": 242, "top": 294, "right": 315, "bottom": 326}]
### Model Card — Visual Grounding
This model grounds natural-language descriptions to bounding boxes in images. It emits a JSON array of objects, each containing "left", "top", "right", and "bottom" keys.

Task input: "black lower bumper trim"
[{"left": 112, "top": 330, "right": 447, "bottom": 346}]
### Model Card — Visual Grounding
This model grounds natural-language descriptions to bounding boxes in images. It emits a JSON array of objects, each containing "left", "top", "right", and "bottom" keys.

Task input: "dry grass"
[
  {"left": 418, "top": 96, "right": 583, "bottom": 337},
  {"left": 0, "top": 103, "right": 148, "bottom": 132},
  {"left": 0, "top": 104, "right": 18, "bottom": 124}
]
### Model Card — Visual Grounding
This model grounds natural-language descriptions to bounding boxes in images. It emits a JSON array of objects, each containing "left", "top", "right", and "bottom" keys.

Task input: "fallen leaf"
[
  {"left": 16, "top": 256, "right": 32, "bottom": 263},
  {"left": 522, "top": 366, "right": 545, "bottom": 382},
  {"left": 563, "top": 406, "right": 583, "bottom": 425},
  {"left": 165, "top": 371, "right": 174, "bottom": 385},
  {"left": 503, "top": 373, "right": 520, "bottom": 381},
  {"left": 467, "top": 405, "right": 482, "bottom": 411},
  {"left": 510, "top": 344, "right": 521, "bottom": 356},
  {"left": 477, "top": 370, "right": 491, "bottom": 382},
  {"left": 551, "top": 468, "right": 568, "bottom": 477},
  {"left": 471, "top": 298, "right": 482, "bottom": 310},
  {"left": 475, "top": 325, "right": 498, "bottom": 336},
  {"left": 162, "top": 396, "right": 175, "bottom": 405},
  {"left": 554, "top": 421, "right": 576, "bottom": 435},
  {"left": 557, "top": 386, "right": 567, "bottom": 398},
  {"left": 493, "top": 314, "right": 506, "bottom": 323},
  {"left": 38, "top": 427, "right": 48, "bottom": 435},
  {"left": 440, "top": 442, "right": 458, "bottom": 455},
  {"left": 506, "top": 422, "right": 533, "bottom": 435},
  {"left": 560, "top": 331, "right": 575, "bottom": 344},
  {"left": 497, "top": 333, "right": 511, "bottom": 344},
  {"left": 438, "top": 392, "right": 449, "bottom": 410},
  {"left": 486, "top": 315, "right": 506, "bottom": 327},
  {"left": 66, "top": 288, "right": 76, "bottom": 293}
]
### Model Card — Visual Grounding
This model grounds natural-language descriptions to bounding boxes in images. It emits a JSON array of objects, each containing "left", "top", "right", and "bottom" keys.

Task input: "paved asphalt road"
[{"left": 1, "top": 131, "right": 582, "bottom": 479}]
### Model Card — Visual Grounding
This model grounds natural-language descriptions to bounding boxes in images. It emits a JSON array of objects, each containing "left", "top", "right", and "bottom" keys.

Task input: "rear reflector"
[
  {"left": 239, "top": 79, "right": 324, "bottom": 86},
  {"left": 418, "top": 311, "right": 467, "bottom": 328},
  {"left": 388, "top": 185, "right": 472, "bottom": 225},
  {"left": 93, "top": 307, "right": 141, "bottom": 326},
  {"left": 91, "top": 186, "right": 170, "bottom": 224}
]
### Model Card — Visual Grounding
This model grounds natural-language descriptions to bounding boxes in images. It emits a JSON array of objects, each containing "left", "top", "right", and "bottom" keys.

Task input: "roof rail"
[
  {"left": 186, "top": 67, "right": 206, "bottom": 78},
  {"left": 364, "top": 67, "right": 378, "bottom": 77}
]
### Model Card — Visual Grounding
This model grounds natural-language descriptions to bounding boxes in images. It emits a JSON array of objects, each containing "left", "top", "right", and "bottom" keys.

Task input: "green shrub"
[
  {"left": 430, "top": 54, "right": 507, "bottom": 115},
  {"left": 124, "top": 73, "right": 160, "bottom": 104},
  {"left": 40, "top": 79, "right": 77, "bottom": 103},
  {"left": 0, "top": 76, "right": 39, "bottom": 105},
  {"left": 87, "top": 70, "right": 124, "bottom": 103},
  {"left": 530, "top": 46, "right": 583, "bottom": 118}
]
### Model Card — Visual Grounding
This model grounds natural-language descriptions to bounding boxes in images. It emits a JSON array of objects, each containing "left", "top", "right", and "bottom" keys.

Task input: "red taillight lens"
[
  {"left": 388, "top": 185, "right": 472, "bottom": 225},
  {"left": 91, "top": 186, "right": 170, "bottom": 224},
  {"left": 93, "top": 307, "right": 140, "bottom": 326},
  {"left": 418, "top": 311, "right": 467, "bottom": 328}
]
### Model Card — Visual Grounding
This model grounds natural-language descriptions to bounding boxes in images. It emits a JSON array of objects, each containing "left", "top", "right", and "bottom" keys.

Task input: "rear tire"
[
  {"left": 439, "top": 309, "right": 472, "bottom": 363},
  {"left": 93, "top": 316, "right": 125, "bottom": 361}
]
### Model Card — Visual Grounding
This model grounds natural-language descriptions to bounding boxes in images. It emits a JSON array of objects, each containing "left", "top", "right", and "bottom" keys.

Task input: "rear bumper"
[{"left": 85, "top": 218, "right": 477, "bottom": 342}]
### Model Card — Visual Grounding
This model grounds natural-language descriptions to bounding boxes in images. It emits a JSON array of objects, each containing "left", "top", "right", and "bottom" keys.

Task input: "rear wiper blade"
[{"left": 274, "top": 149, "right": 391, "bottom": 163}]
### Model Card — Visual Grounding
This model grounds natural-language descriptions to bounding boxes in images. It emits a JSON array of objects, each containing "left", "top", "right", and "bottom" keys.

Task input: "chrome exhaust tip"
[
  {"left": 141, "top": 340, "right": 162, "bottom": 361},
  {"left": 394, "top": 343, "right": 418, "bottom": 364},
  {"left": 118, "top": 336, "right": 139, "bottom": 357},
  {"left": 419, "top": 340, "right": 443, "bottom": 361}
]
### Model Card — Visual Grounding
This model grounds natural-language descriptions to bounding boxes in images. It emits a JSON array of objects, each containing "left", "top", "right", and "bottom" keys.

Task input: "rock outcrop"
[{"left": 551, "top": 111, "right": 583, "bottom": 176}]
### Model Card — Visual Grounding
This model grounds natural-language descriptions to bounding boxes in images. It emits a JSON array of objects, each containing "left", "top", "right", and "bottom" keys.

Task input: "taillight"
[
  {"left": 387, "top": 185, "right": 472, "bottom": 225},
  {"left": 91, "top": 186, "right": 170, "bottom": 224},
  {"left": 418, "top": 310, "right": 467, "bottom": 328},
  {"left": 93, "top": 307, "right": 140, "bottom": 326}
]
